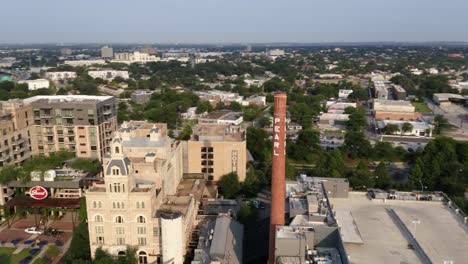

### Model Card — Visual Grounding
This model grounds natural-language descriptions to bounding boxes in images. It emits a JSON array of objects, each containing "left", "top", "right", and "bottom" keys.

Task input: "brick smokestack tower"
[{"left": 268, "top": 92, "right": 287, "bottom": 264}]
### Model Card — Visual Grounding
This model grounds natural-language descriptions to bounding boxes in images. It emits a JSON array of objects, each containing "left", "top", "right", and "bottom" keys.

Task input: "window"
[
  {"left": 117, "top": 237, "right": 125, "bottom": 245},
  {"left": 201, "top": 147, "right": 207, "bottom": 152},
  {"left": 95, "top": 215, "right": 103, "bottom": 223},
  {"left": 96, "top": 236, "right": 104, "bottom": 245},
  {"left": 207, "top": 147, "right": 213, "bottom": 152},
  {"left": 137, "top": 226, "right": 146, "bottom": 235},
  {"left": 141, "top": 202, "right": 145, "bottom": 209},
  {"left": 113, "top": 182, "right": 121, "bottom": 192},
  {"left": 137, "top": 216, "right": 146, "bottom": 223},
  {"left": 153, "top": 227, "right": 160, "bottom": 236},
  {"left": 115, "top": 147, "right": 120, "bottom": 154},
  {"left": 208, "top": 175, "right": 214, "bottom": 181},
  {"left": 138, "top": 237, "right": 147, "bottom": 246},
  {"left": 116, "top": 227, "right": 125, "bottom": 235},
  {"left": 136, "top": 202, "right": 140, "bottom": 209},
  {"left": 115, "top": 216, "right": 124, "bottom": 223},
  {"left": 112, "top": 169, "right": 120, "bottom": 176},
  {"left": 95, "top": 226, "right": 104, "bottom": 234},
  {"left": 98, "top": 201, "right": 102, "bottom": 208},
  {"left": 138, "top": 252, "right": 148, "bottom": 264}
]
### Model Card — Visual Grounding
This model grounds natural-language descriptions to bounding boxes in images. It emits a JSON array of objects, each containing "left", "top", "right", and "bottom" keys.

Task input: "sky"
[{"left": 1, "top": 0, "right": 468, "bottom": 43}]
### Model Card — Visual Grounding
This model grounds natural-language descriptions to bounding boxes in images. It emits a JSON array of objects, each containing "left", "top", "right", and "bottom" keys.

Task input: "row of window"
[
  {"left": 201, "top": 147, "right": 213, "bottom": 152},
  {"left": 92, "top": 201, "right": 146, "bottom": 209},
  {"left": 95, "top": 236, "right": 147, "bottom": 246},
  {"left": 95, "top": 215, "right": 146, "bottom": 223}
]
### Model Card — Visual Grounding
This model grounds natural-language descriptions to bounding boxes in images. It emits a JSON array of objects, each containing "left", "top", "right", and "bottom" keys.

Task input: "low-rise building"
[
  {"left": 391, "top": 85, "right": 407, "bottom": 100},
  {"left": 64, "top": 60, "right": 106, "bottom": 66},
  {"left": 18, "top": 79, "right": 50, "bottom": 90},
  {"left": 45, "top": 71, "right": 77, "bottom": 82},
  {"left": 338, "top": 89, "right": 353, "bottom": 99},
  {"left": 88, "top": 70, "right": 129, "bottom": 81},
  {"left": 374, "top": 111, "right": 422, "bottom": 121},
  {"left": 373, "top": 99, "right": 415, "bottom": 113},
  {"left": 131, "top": 90, "right": 154, "bottom": 104},
  {"left": 185, "top": 124, "right": 247, "bottom": 182},
  {"left": 192, "top": 214, "right": 243, "bottom": 264},
  {"left": 198, "top": 110, "right": 243, "bottom": 126},
  {"left": 97, "top": 85, "right": 124, "bottom": 97},
  {"left": 113, "top": 51, "right": 158, "bottom": 64},
  {"left": 377, "top": 120, "right": 433, "bottom": 137},
  {"left": 243, "top": 95, "right": 266, "bottom": 106}
]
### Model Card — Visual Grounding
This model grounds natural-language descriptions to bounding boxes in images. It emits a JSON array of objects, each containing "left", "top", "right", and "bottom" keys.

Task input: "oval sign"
[{"left": 30, "top": 186, "right": 48, "bottom": 200}]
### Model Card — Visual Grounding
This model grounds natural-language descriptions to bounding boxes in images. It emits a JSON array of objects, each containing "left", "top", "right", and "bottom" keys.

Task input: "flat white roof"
[{"left": 24, "top": 95, "right": 113, "bottom": 104}]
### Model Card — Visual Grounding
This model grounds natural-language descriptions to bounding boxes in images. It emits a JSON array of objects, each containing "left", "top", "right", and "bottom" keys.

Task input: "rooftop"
[
  {"left": 331, "top": 192, "right": 468, "bottom": 264},
  {"left": 373, "top": 99, "right": 413, "bottom": 106},
  {"left": 192, "top": 124, "right": 245, "bottom": 142},
  {"left": 23, "top": 95, "right": 113, "bottom": 105}
]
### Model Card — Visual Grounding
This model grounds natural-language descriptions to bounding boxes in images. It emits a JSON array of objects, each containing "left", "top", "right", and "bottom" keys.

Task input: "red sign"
[{"left": 29, "top": 186, "right": 48, "bottom": 200}]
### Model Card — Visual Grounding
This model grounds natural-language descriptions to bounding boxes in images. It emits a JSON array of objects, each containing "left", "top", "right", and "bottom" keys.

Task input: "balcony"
[
  {"left": 0, "top": 156, "right": 10, "bottom": 162},
  {"left": 13, "top": 145, "right": 29, "bottom": 154},
  {"left": 12, "top": 138, "right": 25, "bottom": 146}
]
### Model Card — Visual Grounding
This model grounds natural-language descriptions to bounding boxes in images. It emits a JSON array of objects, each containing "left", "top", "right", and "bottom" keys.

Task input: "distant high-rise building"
[
  {"left": 246, "top": 44, "right": 252, "bottom": 52},
  {"left": 101, "top": 46, "right": 113, "bottom": 59},
  {"left": 60, "top": 48, "right": 73, "bottom": 56},
  {"left": 139, "top": 44, "right": 158, "bottom": 55}
]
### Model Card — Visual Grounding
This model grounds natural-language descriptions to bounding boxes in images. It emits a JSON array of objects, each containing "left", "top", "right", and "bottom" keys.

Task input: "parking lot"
[{"left": 0, "top": 214, "right": 75, "bottom": 258}]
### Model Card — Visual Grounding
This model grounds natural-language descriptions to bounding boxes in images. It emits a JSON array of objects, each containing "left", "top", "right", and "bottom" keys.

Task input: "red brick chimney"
[{"left": 268, "top": 92, "right": 287, "bottom": 264}]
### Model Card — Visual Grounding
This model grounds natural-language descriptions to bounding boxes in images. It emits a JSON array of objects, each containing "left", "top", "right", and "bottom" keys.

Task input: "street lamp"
[{"left": 412, "top": 219, "right": 421, "bottom": 239}]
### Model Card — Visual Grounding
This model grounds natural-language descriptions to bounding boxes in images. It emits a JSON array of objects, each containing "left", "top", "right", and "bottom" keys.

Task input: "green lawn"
[
  {"left": 0, "top": 247, "right": 35, "bottom": 264},
  {"left": 412, "top": 101, "right": 432, "bottom": 113}
]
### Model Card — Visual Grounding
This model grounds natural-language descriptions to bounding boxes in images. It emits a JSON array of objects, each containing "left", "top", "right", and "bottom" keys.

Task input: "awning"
[{"left": 5, "top": 197, "right": 81, "bottom": 209}]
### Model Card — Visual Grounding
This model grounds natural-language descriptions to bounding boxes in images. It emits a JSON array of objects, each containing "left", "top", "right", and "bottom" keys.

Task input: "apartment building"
[
  {"left": 18, "top": 79, "right": 50, "bottom": 90},
  {"left": 86, "top": 121, "right": 210, "bottom": 264},
  {"left": 88, "top": 70, "right": 129, "bottom": 81},
  {"left": 45, "top": 71, "right": 77, "bottom": 82},
  {"left": 0, "top": 99, "right": 36, "bottom": 167},
  {"left": 185, "top": 124, "right": 247, "bottom": 182},
  {"left": 24, "top": 95, "right": 117, "bottom": 160}
]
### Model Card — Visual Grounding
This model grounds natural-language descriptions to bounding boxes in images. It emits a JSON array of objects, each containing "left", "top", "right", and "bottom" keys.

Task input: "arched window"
[
  {"left": 95, "top": 215, "right": 104, "bottom": 223},
  {"left": 137, "top": 216, "right": 146, "bottom": 223},
  {"left": 138, "top": 251, "right": 148, "bottom": 264},
  {"left": 98, "top": 201, "right": 102, "bottom": 208},
  {"left": 93, "top": 201, "right": 97, "bottom": 208},
  {"left": 115, "top": 216, "right": 124, "bottom": 223},
  {"left": 115, "top": 147, "right": 120, "bottom": 154}
]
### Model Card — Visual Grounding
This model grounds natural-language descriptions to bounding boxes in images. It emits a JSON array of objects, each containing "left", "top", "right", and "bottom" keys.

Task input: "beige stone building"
[
  {"left": 23, "top": 95, "right": 117, "bottom": 160},
  {"left": 86, "top": 121, "right": 211, "bottom": 264},
  {"left": 185, "top": 124, "right": 247, "bottom": 182},
  {"left": 0, "top": 99, "right": 37, "bottom": 166}
]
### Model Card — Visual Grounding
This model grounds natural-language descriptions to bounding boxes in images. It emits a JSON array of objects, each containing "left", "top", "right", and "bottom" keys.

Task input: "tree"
[
  {"left": 257, "top": 116, "right": 272, "bottom": 128},
  {"left": 79, "top": 197, "right": 87, "bottom": 223},
  {"left": 219, "top": 173, "right": 241, "bottom": 199},
  {"left": 177, "top": 124, "right": 193, "bottom": 140},
  {"left": 383, "top": 124, "right": 399, "bottom": 135},
  {"left": 345, "top": 107, "right": 367, "bottom": 132},
  {"left": 243, "top": 165, "right": 263, "bottom": 197},
  {"left": 196, "top": 101, "right": 213, "bottom": 114},
  {"left": 434, "top": 115, "right": 449, "bottom": 134},
  {"left": 228, "top": 101, "right": 242, "bottom": 111},
  {"left": 288, "top": 129, "right": 320, "bottom": 162},
  {"left": 348, "top": 160, "right": 374, "bottom": 190},
  {"left": 401, "top": 122, "right": 413, "bottom": 135},
  {"left": 374, "top": 162, "right": 392, "bottom": 189},
  {"left": 342, "top": 131, "right": 372, "bottom": 159},
  {"left": 66, "top": 223, "right": 91, "bottom": 262}
]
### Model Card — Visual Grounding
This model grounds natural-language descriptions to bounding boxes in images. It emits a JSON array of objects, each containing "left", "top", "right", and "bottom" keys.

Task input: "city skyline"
[{"left": 2, "top": 0, "right": 468, "bottom": 43}]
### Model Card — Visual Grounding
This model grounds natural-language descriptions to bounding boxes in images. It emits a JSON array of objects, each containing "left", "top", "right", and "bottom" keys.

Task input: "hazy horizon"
[{"left": 2, "top": 0, "right": 468, "bottom": 44}]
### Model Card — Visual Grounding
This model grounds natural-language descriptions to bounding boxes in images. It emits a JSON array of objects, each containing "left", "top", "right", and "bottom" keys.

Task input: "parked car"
[{"left": 24, "top": 227, "right": 43, "bottom": 234}]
